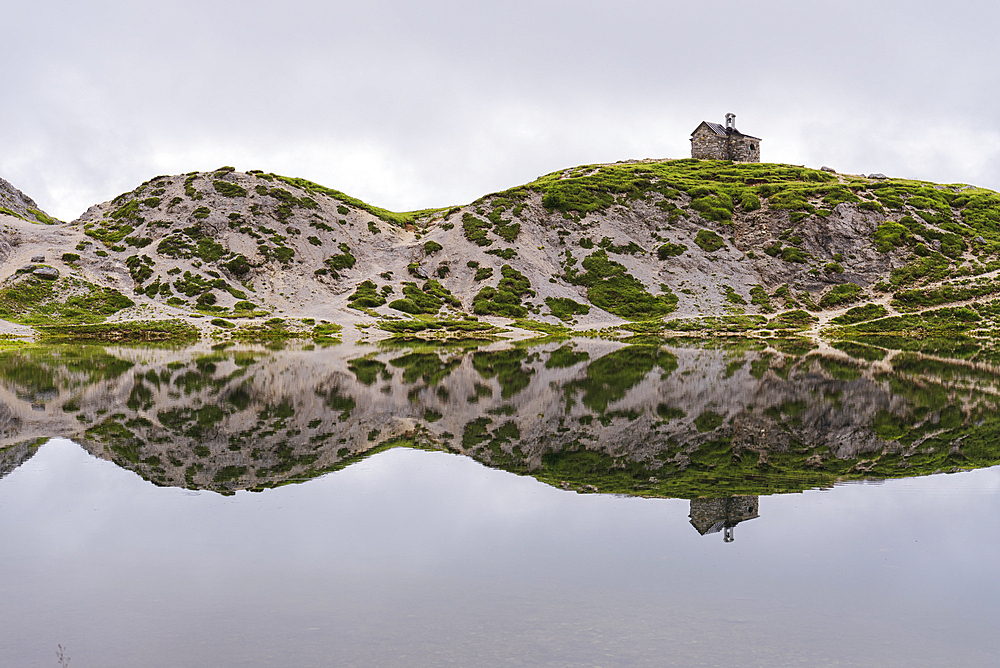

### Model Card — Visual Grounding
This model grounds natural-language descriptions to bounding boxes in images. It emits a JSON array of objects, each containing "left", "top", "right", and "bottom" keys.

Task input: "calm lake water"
[{"left": 0, "top": 338, "right": 998, "bottom": 666}]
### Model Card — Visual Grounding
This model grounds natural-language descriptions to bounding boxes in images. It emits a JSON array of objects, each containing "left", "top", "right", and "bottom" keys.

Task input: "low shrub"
[
  {"left": 545, "top": 296, "right": 591, "bottom": 321},
  {"left": 694, "top": 229, "right": 725, "bottom": 252},
  {"left": 657, "top": 243, "right": 686, "bottom": 259},
  {"left": 819, "top": 283, "right": 863, "bottom": 308}
]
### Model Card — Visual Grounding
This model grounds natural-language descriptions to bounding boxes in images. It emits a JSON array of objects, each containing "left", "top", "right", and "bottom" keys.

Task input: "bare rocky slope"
[
  {"left": 0, "top": 159, "right": 998, "bottom": 342},
  {"left": 0, "top": 176, "right": 58, "bottom": 225}
]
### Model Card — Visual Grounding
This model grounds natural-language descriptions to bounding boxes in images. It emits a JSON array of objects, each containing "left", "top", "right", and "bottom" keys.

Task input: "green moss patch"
[
  {"left": 348, "top": 280, "right": 387, "bottom": 309},
  {"left": 657, "top": 243, "right": 687, "bottom": 259},
  {"left": 830, "top": 303, "right": 888, "bottom": 324},
  {"left": 213, "top": 181, "right": 248, "bottom": 198},
  {"left": 545, "top": 297, "right": 591, "bottom": 321},
  {"left": 694, "top": 229, "right": 724, "bottom": 252},
  {"left": 390, "top": 280, "right": 461, "bottom": 315},
  {"left": 874, "top": 221, "right": 910, "bottom": 252},
  {"left": 473, "top": 265, "right": 534, "bottom": 318},
  {"left": 819, "top": 283, "right": 862, "bottom": 308},
  {"left": 0, "top": 277, "right": 134, "bottom": 325},
  {"left": 565, "top": 250, "right": 676, "bottom": 320}
]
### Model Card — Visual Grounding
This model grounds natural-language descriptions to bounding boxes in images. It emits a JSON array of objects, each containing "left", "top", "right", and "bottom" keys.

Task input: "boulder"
[
  {"left": 821, "top": 166, "right": 836, "bottom": 173},
  {"left": 868, "top": 173, "right": 888, "bottom": 180},
  {"left": 31, "top": 255, "right": 45, "bottom": 263},
  {"left": 33, "top": 266, "right": 59, "bottom": 280}
]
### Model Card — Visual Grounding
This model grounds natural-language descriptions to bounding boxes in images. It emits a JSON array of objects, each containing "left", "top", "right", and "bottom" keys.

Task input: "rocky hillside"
[
  {"left": 1, "top": 159, "right": 999, "bottom": 340},
  {"left": 0, "top": 176, "right": 58, "bottom": 225}
]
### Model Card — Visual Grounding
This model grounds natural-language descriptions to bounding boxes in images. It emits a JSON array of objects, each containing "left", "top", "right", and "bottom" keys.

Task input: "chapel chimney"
[{"left": 725, "top": 113, "right": 736, "bottom": 131}]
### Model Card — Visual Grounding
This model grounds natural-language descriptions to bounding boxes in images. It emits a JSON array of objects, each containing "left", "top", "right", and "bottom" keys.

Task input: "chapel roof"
[{"left": 692, "top": 120, "right": 760, "bottom": 141}]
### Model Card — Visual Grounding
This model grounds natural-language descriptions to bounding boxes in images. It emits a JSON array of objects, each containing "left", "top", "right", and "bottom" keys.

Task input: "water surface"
[{"left": 0, "top": 338, "right": 998, "bottom": 666}]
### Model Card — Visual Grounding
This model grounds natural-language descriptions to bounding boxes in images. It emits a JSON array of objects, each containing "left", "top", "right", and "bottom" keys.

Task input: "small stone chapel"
[{"left": 690, "top": 113, "right": 761, "bottom": 162}]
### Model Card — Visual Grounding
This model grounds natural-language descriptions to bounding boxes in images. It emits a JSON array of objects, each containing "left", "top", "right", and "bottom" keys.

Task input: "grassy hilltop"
[{"left": 0, "top": 159, "right": 998, "bottom": 349}]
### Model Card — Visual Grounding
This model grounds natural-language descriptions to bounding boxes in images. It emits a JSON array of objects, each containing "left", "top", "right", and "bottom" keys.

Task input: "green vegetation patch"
[
  {"left": 390, "top": 280, "right": 461, "bottom": 315},
  {"left": 564, "top": 250, "right": 676, "bottom": 320},
  {"left": 828, "top": 307, "right": 981, "bottom": 358},
  {"left": 657, "top": 243, "right": 686, "bottom": 259},
  {"left": 313, "top": 323, "right": 343, "bottom": 343},
  {"left": 892, "top": 279, "right": 1000, "bottom": 312},
  {"left": 779, "top": 246, "right": 808, "bottom": 263},
  {"left": 0, "top": 277, "right": 134, "bottom": 325},
  {"left": 213, "top": 180, "right": 248, "bottom": 198},
  {"left": 324, "top": 243, "right": 356, "bottom": 276},
  {"left": 347, "top": 280, "right": 387, "bottom": 309},
  {"left": 523, "top": 160, "right": 839, "bottom": 225},
  {"left": 662, "top": 315, "right": 767, "bottom": 334},
  {"left": 29, "top": 208, "right": 59, "bottom": 225},
  {"left": 874, "top": 221, "right": 911, "bottom": 252},
  {"left": 379, "top": 318, "right": 497, "bottom": 339},
  {"left": 473, "top": 265, "right": 534, "bottom": 318},
  {"left": 768, "top": 310, "right": 817, "bottom": 331},
  {"left": 271, "top": 174, "right": 447, "bottom": 226},
  {"left": 598, "top": 237, "right": 643, "bottom": 255},
  {"left": 830, "top": 303, "right": 888, "bottom": 325},
  {"left": 462, "top": 213, "right": 492, "bottom": 247},
  {"left": 694, "top": 229, "right": 725, "bottom": 252},
  {"left": 156, "top": 224, "right": 226, "bottom": 263},
  {"left": 819, "top": 283, "right": 863, "bottom": 308},
  {"left": 545, "top": 296, "right": 591, "bottom": 321},
  {"left": 749, "top": 285, "right": 774, "bottom": 313},
  {"left": 890, "top": 250, "right": 951, "bottom": 287}
]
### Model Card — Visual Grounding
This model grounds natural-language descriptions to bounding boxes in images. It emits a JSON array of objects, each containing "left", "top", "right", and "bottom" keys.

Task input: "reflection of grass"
[
  {"left": 694, "top": 410, "right": 724, "bottom": 432},
  {"left": 546, "top": 345, "right": 589, "bottom": 369},
  {"left": 831, "top": 341, "right": 885, "bottom": 362},
  {"left": 563, "top": 345, "right": 677, "bottom": 413},
  {"left": 473, "top": 348, "right": 534, "bottom": 399},
  {"left": 37, "top": 321, "right": 197, "bottom": 343},
  {"left": 347, "top": 357, "right": 387, "bottom": 385},
  {"left": 391, "top": 351, "right": 461, "bottom": 386},
  {"left": 500, "top": 410, "right": 1000, "bottom": 499}
]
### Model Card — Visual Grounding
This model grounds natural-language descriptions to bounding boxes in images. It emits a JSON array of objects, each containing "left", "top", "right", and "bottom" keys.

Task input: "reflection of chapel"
[
  {"left": 690, "top": 113, "right": 761, "bottom": 162},
  {"left": 689, "top": 496, "right": 759, "bottom": 542}
]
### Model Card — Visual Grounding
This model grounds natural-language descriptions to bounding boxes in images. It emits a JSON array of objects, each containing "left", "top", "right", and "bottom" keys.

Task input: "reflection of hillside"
[
  {"left": 0, "top": 338, "right": 997, "bottom": 496},
  {"left": 0, "top": 437, "right": 44, "bottom": 481}
]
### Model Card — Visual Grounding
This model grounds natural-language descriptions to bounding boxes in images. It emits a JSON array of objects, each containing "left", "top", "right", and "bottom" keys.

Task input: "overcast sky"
[{"left": 3, "top": 0, "right": 998, "bottom": 221}]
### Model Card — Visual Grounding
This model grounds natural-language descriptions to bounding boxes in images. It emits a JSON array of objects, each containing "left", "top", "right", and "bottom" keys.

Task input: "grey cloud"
[{"left": 2, "top": 0, "right": 998, "bottom": 220}]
